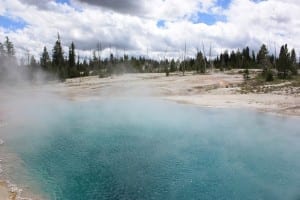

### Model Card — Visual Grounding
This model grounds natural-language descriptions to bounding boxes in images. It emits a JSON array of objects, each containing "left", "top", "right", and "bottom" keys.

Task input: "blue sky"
[
  {"left": 157, "top": 20, "right": 166, "bottom": 28},
  {"left": 156, "top": 11, "right": 226, "bottom": 28},
  {"left": 0, "top": 0, "right": 298, "bottom": 60},
  {"left": 217, "top": 0, "right": 231, "bottom": 9},
  {"left": 56, "top": 0, "right": 71, "bottom": 5},
  {"left": 190, "top": 12, "right": 226, "bottom": 25},
  {"left": 0, "top": 15, "right": 27, "bottom": 31}
]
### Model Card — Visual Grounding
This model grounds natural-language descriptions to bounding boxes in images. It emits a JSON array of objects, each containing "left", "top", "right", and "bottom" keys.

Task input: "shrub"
[
  {"left": 265, "top": 70, "right": 274, "bottom": 82},
  {"left": 243, "top": 69, "right": 250, "bottom": 80}
]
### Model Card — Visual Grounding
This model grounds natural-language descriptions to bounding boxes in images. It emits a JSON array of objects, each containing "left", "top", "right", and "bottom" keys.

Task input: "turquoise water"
[{"left": 2, "top": 99, "right": 300, "bottom": 200}]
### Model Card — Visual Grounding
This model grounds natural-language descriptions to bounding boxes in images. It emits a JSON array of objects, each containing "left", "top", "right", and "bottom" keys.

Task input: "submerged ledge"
[
  {"left": 0, "top": 181, "right": 18, "bottom": 200},
  {"left": 0, "top": 125, "right": 30, "bottom": 200},
  {"left": 163, "top": 95, "right": 300, "bottom": 117}
]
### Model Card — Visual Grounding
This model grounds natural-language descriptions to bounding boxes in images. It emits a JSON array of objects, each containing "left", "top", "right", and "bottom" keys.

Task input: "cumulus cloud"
[
  {"left": 19, "top": 0, "right": 50, "bottom": 9},
  {"left": 75, "top": 0, "right": 145, "bottom": 15},
  {"left": 74, "top": 0, "right": 217, "bottom": 19},
  {"left": 0, "top": 0, "right": 299, "bottom": 61}
]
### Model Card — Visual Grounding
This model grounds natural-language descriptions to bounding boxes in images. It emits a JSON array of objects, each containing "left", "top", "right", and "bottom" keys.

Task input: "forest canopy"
[{"left": 0, "top": 36, "right": 299, "bottom": 83}]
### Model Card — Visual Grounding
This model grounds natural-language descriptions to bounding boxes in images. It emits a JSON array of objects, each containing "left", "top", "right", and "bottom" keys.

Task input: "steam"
[
  {"left": 0, "top": 40, "right": 66, "bottom": 199},
  {"left": 0, "top": 61, "right": 56, "bottom": 88}
]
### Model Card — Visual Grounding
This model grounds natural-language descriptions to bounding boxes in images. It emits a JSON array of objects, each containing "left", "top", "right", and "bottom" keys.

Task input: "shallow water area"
[{"left": 0, "top": 98, "right": 300, "bottom": 200}]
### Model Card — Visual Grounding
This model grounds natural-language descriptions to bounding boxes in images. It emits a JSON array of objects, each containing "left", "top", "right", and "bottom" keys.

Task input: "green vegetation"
[
  {"left": 277, "top": 44, "right": 298, "bottom": 79},
  {"left": 0, "top": 35, "right": 299, "bottom": 83},
  {"left": 240, "top": 72, "right": 300, "bottom": 94},
  {"left": 240, "top": 43, "right": 300, "bottom": 94}
]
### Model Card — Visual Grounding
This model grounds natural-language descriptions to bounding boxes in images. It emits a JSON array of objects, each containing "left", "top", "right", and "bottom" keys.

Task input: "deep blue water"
[{"left": 2, "top": 99, "right": 300, "bottom": 200}]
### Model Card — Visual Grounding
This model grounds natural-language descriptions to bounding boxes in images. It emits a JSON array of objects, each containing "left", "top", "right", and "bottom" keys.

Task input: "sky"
[{"left": 0, "top": 0, "right": 299, "bottom": 61}]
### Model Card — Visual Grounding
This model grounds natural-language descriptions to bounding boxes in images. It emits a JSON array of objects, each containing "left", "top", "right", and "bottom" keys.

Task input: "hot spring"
[{"left": 1, "top": 99, "right": 300, "bottom": 200}]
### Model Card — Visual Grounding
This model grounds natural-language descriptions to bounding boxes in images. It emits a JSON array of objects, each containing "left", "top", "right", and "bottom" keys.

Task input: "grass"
[{"left": 240, "top": 74, "right": 300, "bottom": 94}]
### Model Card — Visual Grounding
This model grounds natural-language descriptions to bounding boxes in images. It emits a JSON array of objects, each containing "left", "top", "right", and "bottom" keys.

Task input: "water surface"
[{"left": 1, "top": 99, "right": 300, "bottom": 200}]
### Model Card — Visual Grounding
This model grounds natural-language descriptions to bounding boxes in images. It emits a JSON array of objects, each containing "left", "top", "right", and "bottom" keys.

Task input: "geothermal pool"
[{"left": 1, "top": 99, "right": 300, "bottom": 199}]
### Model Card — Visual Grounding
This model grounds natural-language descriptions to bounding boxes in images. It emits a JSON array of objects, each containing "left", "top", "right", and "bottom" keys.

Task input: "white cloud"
[
  {"left": 225, "top": 0, "right": 300, "bottom": 52},
  {"left": 73, "top": 0, "right": 217, "bottom": 20},
  {"left": 0, "top": 0, "right": 299, "bottom": 61}
]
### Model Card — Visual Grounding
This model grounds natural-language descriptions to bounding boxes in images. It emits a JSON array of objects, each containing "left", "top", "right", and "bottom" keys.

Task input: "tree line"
[{"left": 0, "top": 35, "right": 299, "bottom": 83}]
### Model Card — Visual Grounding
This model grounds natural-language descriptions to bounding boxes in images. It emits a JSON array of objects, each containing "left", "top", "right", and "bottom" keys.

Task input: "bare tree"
[
  {"left": 183, "top": 42, "right": 186, "bottom": 76},
  {"left": 202, "top": 41, "right": 206, "bottom": 73}
]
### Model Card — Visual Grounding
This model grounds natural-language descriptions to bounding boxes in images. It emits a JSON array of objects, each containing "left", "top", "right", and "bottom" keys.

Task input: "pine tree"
[
  {"left": 0, "top": 43, "right": 5, "bottom": 57},
  {"left": 68, "top": 42, "right": 77, "bottom": 77},
  {"left": 236, "top": 49, "right": 242, "bottom": 69},
  {"left": 30, "top": 55, "right": 38, "bottom": 68},
  {"left": 0, "top": 43, "right": 4, "bottom": 66},
  {"left": 40, "top": 46, "right": 51, "bottom": 71},
  {"left": 0, "top": 42, "right": 5, "bottom": 78},
  {"left": 230, "top": 51, "right": 236, "bottom": 68},
  {"left": 170, "top": 59, "right": 176, "bottom": 72},
  {"left": 257, "top": 44, "right": 269, "bottom": 69},
  {"left": 257, "top": 44, "right": 273, "bottom": 81},
  {"left": 195, "top": 51, "right": 205, "bottom": 73},
  {"left": 4, "top": 36, "right": 15, "bottom": 56},
  {"left": 242, "top": 46, "right": 250, "bottom": 68},
  {"left": 90, "top": 50, "right": 98, "bottom": 71},
  {"left": 3, "top": 37, "right": 17, "bottom": 66},
  {"left": 223, "top": 50, "right": 229, "bottom": 69},
  {"left": 290, "top": 49, "right": 297, "bottom": 75},
  {"left": 28, "top": 55, "right": 39, "bottom": 81},
  {"left": 251, "top": 50, "right": 256, "bottom": 67},
  {"left": 52, "top": 34, "right": 65, "bottom": 80},
  {"left": 277, "top": 44, "right": 290, "bottom": 78}
]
